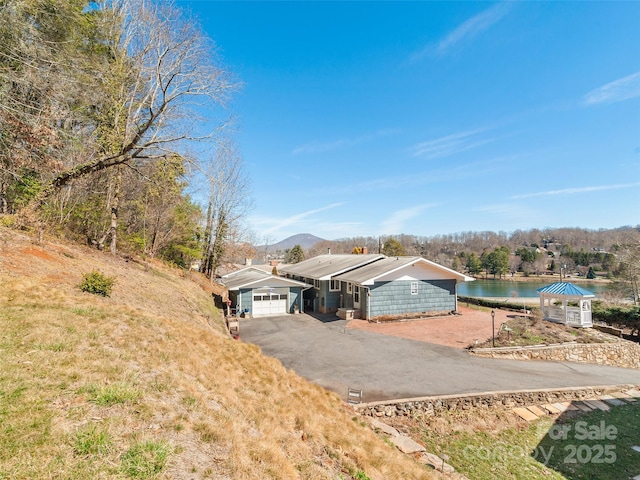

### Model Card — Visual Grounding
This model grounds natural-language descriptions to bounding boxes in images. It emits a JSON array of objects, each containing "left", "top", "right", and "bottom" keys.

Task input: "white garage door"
[{"left": 252, "top": 293, "right": 288, "bottom": 315}]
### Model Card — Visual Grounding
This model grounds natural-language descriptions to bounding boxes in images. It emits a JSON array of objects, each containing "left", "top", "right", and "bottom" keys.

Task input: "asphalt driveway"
[{"left": 240, "top": 313, "right": 640, "bottom": 402}]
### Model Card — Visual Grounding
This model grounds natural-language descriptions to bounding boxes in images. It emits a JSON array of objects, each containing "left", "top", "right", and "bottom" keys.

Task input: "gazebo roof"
[{"left": 537, "top": 282, "right": 595, "bottom": 297}]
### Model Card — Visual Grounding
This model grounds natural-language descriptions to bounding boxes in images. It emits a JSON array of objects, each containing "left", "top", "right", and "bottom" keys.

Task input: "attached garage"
[
  {"left": 252, "top": 290, "right": 288, "bottom": 315},
  {"left": 219, "top": 267, "right": 311, "bottom": 317}
]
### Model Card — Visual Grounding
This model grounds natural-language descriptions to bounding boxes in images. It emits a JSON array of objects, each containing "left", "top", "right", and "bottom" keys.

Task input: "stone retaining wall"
[
  {"left": 469, "top": 340, "right": 640, "bottom": 369},
  {"left": 355, "top": 385, "right": 639, "bottom": 418}
]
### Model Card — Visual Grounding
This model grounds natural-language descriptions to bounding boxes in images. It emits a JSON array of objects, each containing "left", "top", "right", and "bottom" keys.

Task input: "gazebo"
[{"left": 537, "top": 282, "right": 595, "bottom": 328}]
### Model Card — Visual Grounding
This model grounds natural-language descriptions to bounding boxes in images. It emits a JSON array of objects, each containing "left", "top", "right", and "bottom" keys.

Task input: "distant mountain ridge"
[{"left": 265, "top": 233, "right": 325, "bottom": 251}]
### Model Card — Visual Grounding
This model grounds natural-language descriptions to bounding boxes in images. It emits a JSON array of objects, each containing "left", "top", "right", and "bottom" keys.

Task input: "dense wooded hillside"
[{"left": 0, "top": 0, "right": 252, "bottom": 279}]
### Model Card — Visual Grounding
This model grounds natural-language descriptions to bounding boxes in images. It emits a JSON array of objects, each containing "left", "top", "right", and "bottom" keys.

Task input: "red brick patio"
[{"left": 347, "top": 306, "right": 515, "bottom": 349}]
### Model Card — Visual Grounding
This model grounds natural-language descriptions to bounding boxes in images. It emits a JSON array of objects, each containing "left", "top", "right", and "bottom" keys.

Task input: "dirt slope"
[{"left": 0, "top": 227, "right": 431, "bottom": 479}]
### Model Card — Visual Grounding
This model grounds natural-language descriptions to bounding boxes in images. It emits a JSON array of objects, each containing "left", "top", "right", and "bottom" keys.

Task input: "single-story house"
[
  {"left": 333, "top": 256, "right": 474, "bottom": 321},
  {"left": 279, "top": 254, "right": 384, "bottom": 314},
  {"left": 280, "top": 254, "right": 474, "bottom": 320},
  {"left": 219, "top": 267, "right": 311, "bottom": 316}
]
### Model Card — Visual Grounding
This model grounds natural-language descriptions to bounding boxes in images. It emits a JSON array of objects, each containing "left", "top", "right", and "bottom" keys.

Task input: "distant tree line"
[
  {"left": 0, "top": 0, "right": 252, "bottom": 273},
  {"left": 287, "top": 226, "right": 640, "bottom": 304}
]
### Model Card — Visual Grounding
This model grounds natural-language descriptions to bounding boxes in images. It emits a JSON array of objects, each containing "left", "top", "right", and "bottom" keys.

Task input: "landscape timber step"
[
  {"left": 573, "top": 401, "right": 595, "bottom": 412},
  {"left": 551, "top": 402, "right": 578, "bottom": 413},
  {"left": 366, "top": 417, "right": 399, "bottom": 437},
  {"left": 542, "top": 404, "right": 563, "bottom": 414},
  {"left": 600, "top": 396, "right": 627, "bottom": 407},
  {"left": 526, "top": 405, "right": 547, "bottom": 417},
  {"left": 419, "top": 452, "right": 455, "bottom": 474},
  {"left": 513, "top": 407, "right": 539, "bottom": 422},
  {"left": 390, "top": 435, "right": 426, "bottom": 454},
  {"left": 583, "top": 399, "right": 611, "bottom": 411}
]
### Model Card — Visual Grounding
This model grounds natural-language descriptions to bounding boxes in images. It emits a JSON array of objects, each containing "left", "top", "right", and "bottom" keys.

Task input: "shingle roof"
[
  {"left": 220, "top": 269, "right": 309, "bottom": 291},
  {"left": 279, "top": 254, "right": 384, "bottom": 280},
  {"left": 537, "top": 282, "right": 595, "bottom": 297}
]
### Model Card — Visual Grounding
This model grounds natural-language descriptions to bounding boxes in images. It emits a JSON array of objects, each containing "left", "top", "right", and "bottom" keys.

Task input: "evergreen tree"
[
  {"left": 285, "top": 245, "right": 305, "bottom": 264},
  {"left": 466, "top": 253, "right": 483, "bottom": 276},
  {"left": 382, "top": 238, "right": 406, "bottom": 256}
]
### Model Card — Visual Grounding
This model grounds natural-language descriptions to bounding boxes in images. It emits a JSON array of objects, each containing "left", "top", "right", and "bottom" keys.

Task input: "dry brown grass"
[
  {"left": 390, "top": 406, "right": 528, "bottom": 439},
  {"left": 474, "top": 312, "right": 614, "bottom": 349},
  {"left": 0, "top": 227, "right": 431, "bottom": 479}
]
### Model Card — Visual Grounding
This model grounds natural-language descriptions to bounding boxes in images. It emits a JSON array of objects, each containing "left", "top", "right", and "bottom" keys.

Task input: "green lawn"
[{"left": 419, "top": 404, "right": 640, "bottom": 480}]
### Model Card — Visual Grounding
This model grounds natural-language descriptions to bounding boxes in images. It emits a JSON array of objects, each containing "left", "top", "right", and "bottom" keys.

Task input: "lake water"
[{"left": 457, "top": 279, "right": 610, "bottom": 298}]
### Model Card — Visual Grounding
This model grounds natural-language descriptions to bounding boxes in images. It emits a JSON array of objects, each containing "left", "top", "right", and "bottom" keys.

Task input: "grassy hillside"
[{"left": 0, "top": 227, "right": 431, "bottom": 479}]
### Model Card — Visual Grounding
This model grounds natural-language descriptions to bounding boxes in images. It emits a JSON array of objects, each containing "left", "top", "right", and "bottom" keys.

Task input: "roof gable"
[
  {"left": 221, "top": 266, "right": 270, "bottom": 278},
  {"left": 334, "top": 256, "right": 474, "bottom": 285}
]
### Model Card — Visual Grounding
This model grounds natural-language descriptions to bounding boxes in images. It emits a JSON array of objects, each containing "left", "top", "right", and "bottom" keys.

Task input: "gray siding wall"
[
  {"left": 325, "top": 282, "right": 342, "bottom": 311},
  {"left": 342, "top": 282, "right": 356, "bottom": 309},
  {"left": 369, "top": 280, "right": 456, "bottom": 317},
  {"left": 238, "top": 288, "right": 252, "bottom": 313},
  {"left": 289, "top": 287, "right": 301, "bottom": 313},
  {"left": 316, "top": 281, "right": 347, "bottom": 312}
]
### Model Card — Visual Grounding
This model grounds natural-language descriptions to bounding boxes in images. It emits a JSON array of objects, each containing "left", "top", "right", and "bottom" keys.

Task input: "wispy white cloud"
[
  {"left": 470, "top": 203, "right": 542, "bottom": 230},
  {"left": 292, "top": 129, "right": 400, "bottom": 155},
  {"left": 313, "top": 152, "right": 524, "bottom": 197},
  {"left": 411, "top": 2, "right": 512, "bottom": 60},
  {"left": 381, "top": 204, "right": 437, "bottom": 234},
  {"left": 583, "top": 71, "right": 640, "bottom": 106},
  {"left": 511, "top": 182, "right": 640, "bottom": 200},
  {"left": 254, "top": 203, "right": 344, "bottom": 236},
  {"left": 408, "top": 128, "right": 493, "bottom": 159}
]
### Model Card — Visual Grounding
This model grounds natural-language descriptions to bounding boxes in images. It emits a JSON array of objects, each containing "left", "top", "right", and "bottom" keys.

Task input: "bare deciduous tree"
[
  {"left": 200, "top": 138, "right": 252, "bottom": 278},
  {"left": 22, "top": 0, "right": 237, "bottom": 215},
  {"left": 617, "top": 243, "right": 640, "bottom": 305}
]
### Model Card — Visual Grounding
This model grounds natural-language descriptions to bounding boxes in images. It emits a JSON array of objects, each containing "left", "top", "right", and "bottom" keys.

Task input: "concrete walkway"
[{"left": 240, "top": 313, "right": 640, "bottom": 402}]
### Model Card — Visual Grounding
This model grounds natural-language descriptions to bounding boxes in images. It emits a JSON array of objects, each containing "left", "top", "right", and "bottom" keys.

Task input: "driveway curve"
[{"left": 240, "top": 314, "right": 640, "bottom": 402}]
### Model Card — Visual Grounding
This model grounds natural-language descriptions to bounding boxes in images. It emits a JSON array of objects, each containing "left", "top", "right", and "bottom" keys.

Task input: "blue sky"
[{"left": 179, "top": 1, "right": 640, "bottom": 243}]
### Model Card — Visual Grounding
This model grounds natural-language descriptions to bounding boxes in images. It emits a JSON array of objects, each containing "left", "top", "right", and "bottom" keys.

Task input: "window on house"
[
  {"left": 347, "top": 282, "right": 353, "bottom": 294},
  {"left": 354, "top": 286, "right": 360, "bottom": 303},
  {"left": 411, "top": 282, "right": 419, "bottom": 295},
  {"left": 314, "top": 279, "right": 320, "bottom": 288},
  {"left": 330, "top": 279, "right": 340, "bottom": 291}
]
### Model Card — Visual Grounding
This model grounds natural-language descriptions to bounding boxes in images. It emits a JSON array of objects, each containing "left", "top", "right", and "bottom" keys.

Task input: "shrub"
[
  {"left": 592, "top": 301, "right": 640, "bottom": 330},
  {"left": 79, "top": 270, "right": 115, "bottom": 297}
]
